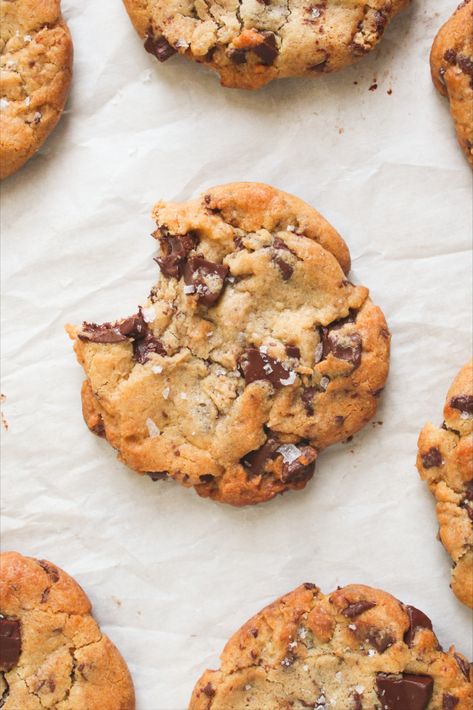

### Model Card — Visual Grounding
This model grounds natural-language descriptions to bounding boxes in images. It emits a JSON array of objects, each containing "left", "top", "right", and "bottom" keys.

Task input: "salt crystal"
[
  {"left": 302, "top": 664, "right": 309, "bottom": 672},
  {"left": 277, "top": 444, "right": 301, "bottom": 464},
  {"left": 286, "top": 225, "right": 296, "bottom": 232},
  {"left": 288, "top": 640, "right": 297, "bottom": 650},
  {"left": 367, "top": 649, "right": 376, "bottom": 656},
  {"left": 280, "top": 371, "right": 296, "bottom": 386},
  {"left": 319, "top": 376, "right": 330, "bottom": 391},
  {"left": 298, "top": 626, "right": 308, "bottom": 640},
  {"left": 315, "top": 343, "right": 324, "bottom": 363},
  {"left": 244, "top": 684, "right": 252, "bottom": 691},
  {"left": 152, "top": 365, "right": 163, "bottom": 374},
  {"left": 146, "top": 418, "right": 160, "bottom": 438},
  {"left": 348, "top": 624, "right": 357, "bottom": 631},
  {"left": 259, "top": 345, "right": 268, "bottom": 354},
  {"left": 24, "top": 96, "right": 31, "bottom": 106},
  {"left": 141, "top": 306, "right": 155, "bottom": 323},
  {"left": 162, "top": 387, "right": 170, "bottom": 400},
  {"left": 175, "top": 37, "right": 189, "bottom": 49},
  {"left": 335, "top": 672, "right": 342, "bottom": 682},
  {"left": 33, "top": 111, "right": 42, "bottom": 122},
  {"left": 460, "top": 411, "right": 472, "bottom": 419},
  {"left": 263, "top": 363, "right": 273, "bottom": 374},
  {"left": 184, "top": 284, "right": 195, "bottom": 294},
  {"left": 180, "top": 393, "right": 188, "bottom": 400},
  {"left": 0, "top": 99, "right": 9, "bottom": 109},
  {"left": 310, "top": 7, "right": 321, "bottom": 19},
  {"left": 355, "top": 685, "right": 365, "bottom": 694},
  {"left": 24, "top": 34, "right": 32, "bottom": 42}
]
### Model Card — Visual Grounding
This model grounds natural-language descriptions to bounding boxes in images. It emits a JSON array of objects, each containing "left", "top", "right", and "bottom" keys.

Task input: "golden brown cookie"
[
  {"left": 430, "top": 1, "right": 473, "bottom": 167},
  {"left": 123, "top": 0, "right": 409, "bottom": 89},
  {"left": 0, "top": 0, "right": 73, "bottom": 180},
  {"left": 67, "top": 182, "right": 390, "bottom": 507},
  {"left": 417, "top": 360, "right": 473, "bottom": 609},
  {"left": 190, "top": 582, "right": 472, "bottom": 709},
  {"left": 0, "top": 552, "right": 135, "bottom": 710}
]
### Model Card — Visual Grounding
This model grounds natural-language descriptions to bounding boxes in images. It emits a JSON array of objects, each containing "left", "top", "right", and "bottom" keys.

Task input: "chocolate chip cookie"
[
  {"left": 417, "top": 360, "right": 473, "bottom": 609},
  {"left": 190, "top": 581, "right": 472, "bottom": 709},
  {"left": 0, "top": 551, "right": 135, "bottom": 710},
  {"left": 123, "top": 0, "right": 409, "bottom": 89},
  {"left": 67, "top": 183, "right": 390, "bottom": 507},
  {"left": 430, "top": 1, "right": 473, "bottom": 167},
  {"left": 0, "top": 0, "right": 73, "bottom": 180}
]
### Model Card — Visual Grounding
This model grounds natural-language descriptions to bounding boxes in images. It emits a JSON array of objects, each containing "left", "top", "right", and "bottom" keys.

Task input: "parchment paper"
[{"left": 1, "top": 1, "right": 472, "bottom": 708}]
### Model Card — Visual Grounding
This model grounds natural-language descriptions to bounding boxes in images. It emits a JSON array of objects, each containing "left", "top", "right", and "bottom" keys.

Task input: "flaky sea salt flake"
[{"left": 146, "top": 418, "right": 160, "bottom": 438}]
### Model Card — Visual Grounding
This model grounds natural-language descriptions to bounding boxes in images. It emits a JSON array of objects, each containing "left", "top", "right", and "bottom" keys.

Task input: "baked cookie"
[
  {"left": 190, "top": 581, "right": 473, "bottom": 709},
  {"left": 123, "top": 0, "right": 409, "bottom": 90},
  {"left": 0, "top": 0, "right": 73, "bottom": 180},
  {"left": 430, "top": 1, "right": 473, "bottom": 167},
  {"left": 67, "top": 183, "right": 390, "bottom": 507},
  {"left": 0, "top": 551, "right": 135, "bottom": 710},
  {"left": 417, "top": 360, "right": 473, "bottom": 609}
]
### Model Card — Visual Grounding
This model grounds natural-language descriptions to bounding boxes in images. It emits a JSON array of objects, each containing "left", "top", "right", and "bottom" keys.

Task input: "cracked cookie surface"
[
  {"left": 417, "top": 360, "right": 473, "bottom": 609},
  {"left": 68, "top": 182, "right": 390, "bottom": 507},
  {"left": 0, "top": 0, "right": 73, "bottom": 180},
  {"left": 0, "top": 552, "right": 135, "bottom": 710},
  {"left": 123, "top": 0, "right": 409, "bottom": 89},
  {"left": 189, "top": 582, "right": 473, "bottom": 709},
  {"left": 430, "top": 0, "right": 473, "bottom": 167}
]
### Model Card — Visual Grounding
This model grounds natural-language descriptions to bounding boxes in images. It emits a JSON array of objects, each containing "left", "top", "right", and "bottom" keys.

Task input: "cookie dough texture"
[
  {"left": 417, "top": 360, "right": 473, "bottom": 609},
  {"left": 0, "top": 0, "right": 73, "bottom": 180},
  {"left": 190, "top": 582, "right": 473, "bottom": 709},
  {"left": 430, "top": 0, "right": 473, "bottom": 167},
  {"left": 68, "top": 183, "right": 390, "bottom": 507},
  {"left": 123, "top": 0, "right": 409, "bottom": 89},
  {"left": 0, "top": 552, "right": 135, "bottom": 710}
]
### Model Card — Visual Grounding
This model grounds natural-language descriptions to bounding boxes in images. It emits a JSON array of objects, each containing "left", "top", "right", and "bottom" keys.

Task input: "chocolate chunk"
[
  {"left": 443, "top": 695, "right": 459, "bottom": 710},
  {"left": 444, "top": 49, "right": 457, "bottom": 65},
  {"left": 375, "top": 674, "right": 433, "bottom": 710},
  {"left": 454, "top": 653, "right": 471, "bottom": 680},
  {"left": 404, "top": 605, "right": 433, "bottom": 646},
  {"left": 253, "top": 32, "right": 279, "bottom": 65},
  {"left": 365, "top": 627, "right": 394, "bottom": 653},
  {"left": 464, "top": 481, "right": 473, "bottom": 501},
  {"left": 133, "top": 333, "right": 166, "bottom": 364},
  {"left": 273, "top": 237, "right": 296, "bottom": 254},
  {"left": 273, "top": 255, "right": 293, "bottom": 280},
  {"left": 238, "top": 348, "right": 291, "bottom": 389},
  {"left": 421, "top": 447, "right": 443, "bottom": 469},
  {"left": 280, "top": 445, "right": 317, "bottom": 484},
  {"left": 342, "top": 600, "right": 376, "bottom": 618},
  {"left": 147, "top": 472, "right": 168, "bottom": 481},
  {"left": 374, "top": 10, "right": 388, "bottom": 33},
  {"left": 79, "top": 322, "right": 128, "bottom": 344},
  {"left": 303, "top": 582, "right": 317, "bottom": 590},
  {"left": 183, "top": 256, "right": 229, "bottom": 306},
  {"left": 202, "top": 682, "right": 215, "bottom": 698},
  {"left": 38, "top": 560, "right": 60, "bottom": 583},
  {"left": 241, "top": 438, "right": 280, "bottom": 477},
  {"left": 321, "top": 325, "right": 362, "bottom": 368},
  {"left": 301, "top": 387, "right": 317, "bottom": 415},
  {"left": 199, "top": 474, "right": 215, "bottom": 483},
  {"left": 352, "top": 692, "right": 363, "bottom": 710},
  {"left": 0, "top": 619, "right": 21, "bottom": 671},
  {"left": 285, "top": 345, "right": 300, "bottom": 359},
  {"left": 156, "top": 233, "right": 199, "bottom": 278},
  {"left": 458, "top": 55, "right": 473, "bottom": 76},
  {"left": 227, "top": 48, "right": 247, "bottom": 64},
  {"left": 119, "top": 312, "right": 148, "bottom": 340},
  {"left": 144, "top": 33, "right": 176, "bottom": 62},
  {"left": 450, "top": 395, "right": 473, "bottom": 415},
  {"left": 335, "top": 415, "right": 345, "bottom": 426}
]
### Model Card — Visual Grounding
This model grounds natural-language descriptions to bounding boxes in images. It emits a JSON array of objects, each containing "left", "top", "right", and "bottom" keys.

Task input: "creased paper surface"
[{"left": 1, "top": 1, "right": 472, "bottom": 708}]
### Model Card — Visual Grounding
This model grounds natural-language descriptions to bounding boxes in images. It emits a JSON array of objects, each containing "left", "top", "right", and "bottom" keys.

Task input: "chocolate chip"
[
  {"left": 443, "top": 695, "right": 459, "bottom": 710},
  {"left": 133, "top": 333, "right": 166, "bottom": 364},
  {"left": 342, "top": 600, "right": 376, "bottom": 618},
  {"left": 364, "top": 628, "right": 394, "bottom": 653},
  {"left": 119, "top": 312, "right": 148, "bottom": 340},
  {"left": 404, "top": 605, "right": 433, "bottom": 647},
  {"left": 144, "top": 33, "right": 176, "bottom": 62},
  {"left": 156, "top": 233, "right": 199, "bottom": 278},
  {"left": 454, "top": 653, "right": 471, "bottom": 681},
  {"left": 147, "top": 472, "right": 169, "bottom": 481},
  {"left": 321, "top": 324, "right": 362, "bottom": 368},
  {"left": 301, "top": 387, "right": 317, "bottom": 415},
  {"left": 335, "top": 415, "right": 345, "bottom": 426},
  {"left": 253, "top": 32, "right": 279, "bottom": 65},
  {"left": 241, "top": 438, "right": 316, "bottom": 482},
  {"left": 183, "top": 256, "right": 229, "bottom": 306},
  {"left": 450, "top": 395, "right": 473, "bottom": 415},
  {"left": 38, "top": 560, "right": 60, "bottom": 583},
  {"left": 421, "top": 447, "right": 443, "bottom": 469},
  {"left": 273, "top": 237, "right": 295, "bottom": 253},
  {"left": 40, "top": 588, "right": 50, "bottom": 603},
  {"left": 91, "top": 418, "right": 105, "bottom": 437},
  {"left": 375, "top": 674, "right": 433, "bottom": 710},
  {"left": 0, "top": 619, "right": 21, "bottom": 671},
  {"left": 238, "top": 349, "right": 291, "bottom": 389},
  {"left": 303, "top": 582, "right": 317, "bottom": 590},
  {"left": 285, "top": 345, "right": 300, "bottom": 359},
  {"left": 272, "top": 255, "right": 293, "bottom": 280},
  {"left": 199, "top": 474, "right": 215, "bottom": 483},
  {"left": 374, "top": 10, "right": 388, "bottom": 33},
  {"left": 444, "top": 49, "right": 457, "bottom": 65},
  {"left": 202, "top": 682, "right": 215, "bottom": 698},
  {"left": 281, "top": 445, "right": 317, "bottom": 484},
  {"left": 241, "top": 438, "right": 280, "bottom": 477},
  {"left": 352, "top": 691, "right": 363, "bottom": 710},
  {"left": 79, "top": 322, "right": 128, "bottom": 344},
  {"left": 227, "top": 48, "right": 247, "bottom": 64}
]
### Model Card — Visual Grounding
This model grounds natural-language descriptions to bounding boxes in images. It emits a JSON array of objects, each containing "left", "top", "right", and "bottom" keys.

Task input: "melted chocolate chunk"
[
  {"left": 241, "top": 438, "right": 280, "bottom": 477},
  {"left": 119, "top": 312, "right": 148, "bottom": 340},
  {"left": 238, "top": 349, "right": 291, "bottom": 389},
  {"left": 374, "top": 10, "right": 388, "bottom": 33},
  {"left": 147, "top": 472, "right": 169, "bottom": 481},
  {"left": 421, "top": 447, "right": 443, "bottom": 469},
  {"left": 444, "top": 49, "right": 457, "bottom": 65},
  {"left": 352, "top": 691, "right": 363, "bottom": 710},
  {"left": 303, "top": 582, "right": 317, "bottom": 590},
  {"left": 443, "top": 695, "right": 459, "bottom": 710},
  {"left": 272, "top": 255, "right": 293, "bottom": 280},
  {"left": 253, "top": 32, "right": 279, "bottom": 65},
  {"left": 156, "top": 233, "right": 199, "bottom": 278},
  {"left": 281, "top": 445, "right": 317, "bottom": 484},
  {"left": 199, "top": 474, "right": 215, "bottom": 484},
  {"left": 133, "top": 333, "right": 166, "bottom": 364},
  {"left": 0, "top": 619, "right": 21, "bottom": 671},
  {"left": 450, "top": 395, "right": 473, "bottom": 415},
  {"left": 79, "top": 322, "right": 127, "bottom": 343},
  {"left": 144, "top": 33, "right": 176, "bottom": 62},
  {"left": 404, "top": 605, "right": 433, "bottom": 646},
  {"left": 342, "top": 600, "right": 376, "bottom": 618},
  {"left": 202, "top": 682, "right": 215, "bottom": 698},
  {"left": 364, "top": 627, "right": 394, "bottom": 653},
  {"left": 454, "top": 653, "right": 471, "bottom": 681},
  {"left": 241, "top": 438, "right": 316, "bottom": 483},
  {"left": 38, "top": 560, "right": 60, "bottom": 583},
  {"left": 227, "top": 48, "right": 247, "bottom": 64},
  {"left": 458, "top": 55, "right": 473, "bottom": 77},
  {"left": 285, "top": 345, "right": 300, "bottom": 359},
  {"left": 183, "top": 256, "right": 229, "bottom": 306},
  {"left": 375, "top": 674, "right": 433, "bottom": 710},
  {"left": 321, "top": 324, "right": 362, "bottom": 368},
  {"left": 301, "top": 387, "right": 317, "bottom": 415}
]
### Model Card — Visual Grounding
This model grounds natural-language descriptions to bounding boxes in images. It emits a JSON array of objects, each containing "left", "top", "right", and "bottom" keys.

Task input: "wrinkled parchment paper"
[{"left": 1, "top": 1, "right": 472, "bottom": 707}]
